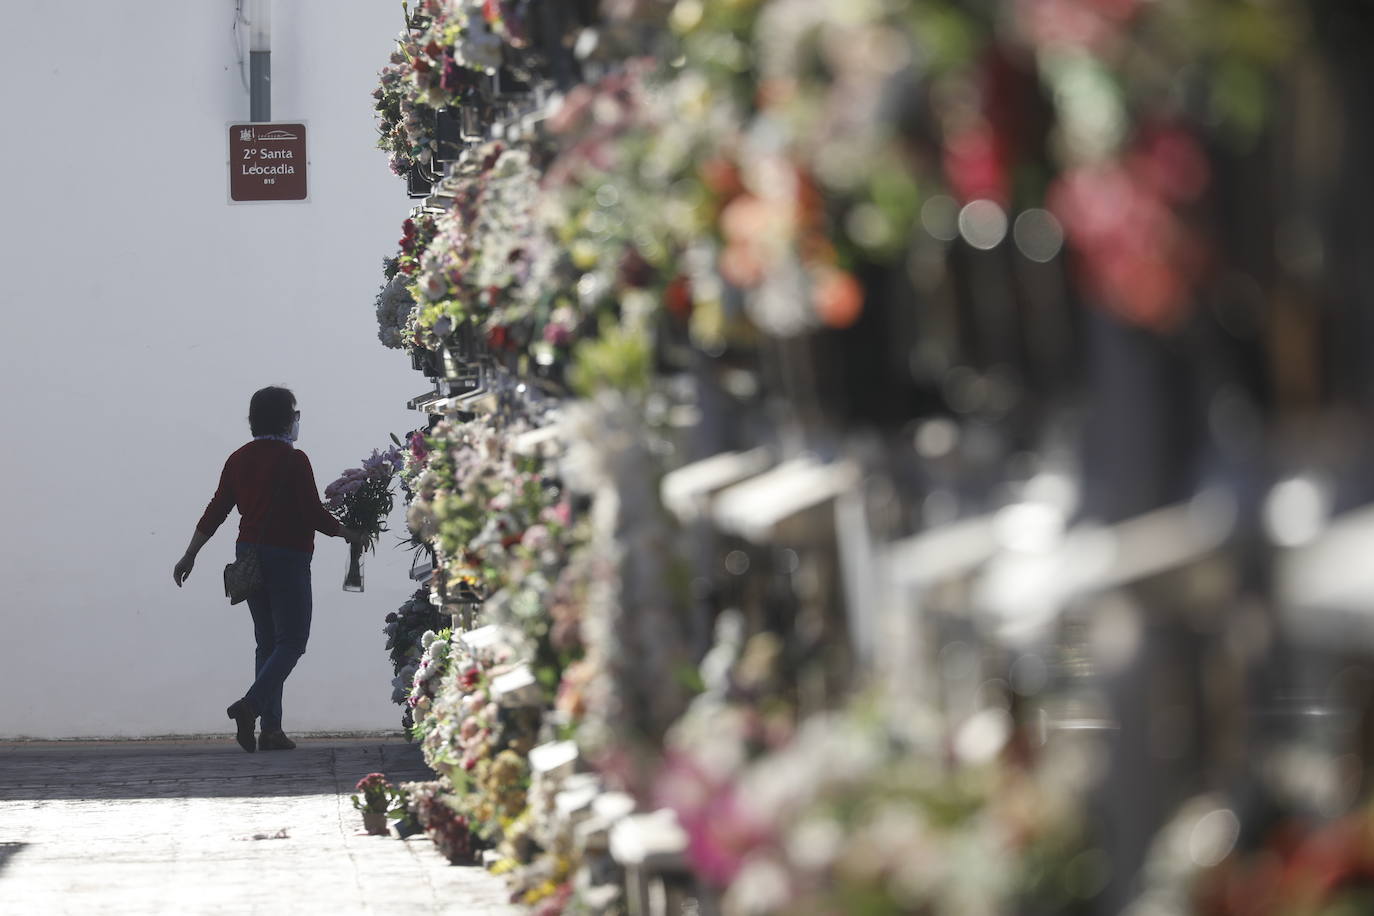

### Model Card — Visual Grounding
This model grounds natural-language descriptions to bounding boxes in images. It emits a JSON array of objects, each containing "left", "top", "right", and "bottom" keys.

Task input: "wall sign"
[{"left": 228, "top": 122, "right": 308, "bottom": 203}]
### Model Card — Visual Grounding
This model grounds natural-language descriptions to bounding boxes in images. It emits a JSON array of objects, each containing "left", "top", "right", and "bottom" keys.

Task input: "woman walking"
[{"left": 172, "top": 386, "right": 364, "bottom": 752}]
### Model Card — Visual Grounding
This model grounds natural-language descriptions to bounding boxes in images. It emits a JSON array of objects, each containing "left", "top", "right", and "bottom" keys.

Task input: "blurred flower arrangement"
[
  {"left": 1125, "top": 794, "right": 1374, "bottom": 916},
  {"left": 677, "top": 707, "right": 1087, "bottom": 915},
  {"left": 400, "top": 426, "right": 432, "bottom": 485},
  {"left": 407, "top": 628, "right": 454, "bottom": 722},
  {"left": 399, "top": 409, "right": 585, "bottom": 850},
  {"left": 376, "top": 264, "right": 418, "bottom": 349},
  {"left": 374, "top": 1, "right": 498, "bottom": 178},
  {"left": 396, "top": 213, "right": 440, "bottom": 282},
  {"left": 404, "top": 779, "right": 483, "bottom": 864},
  {"left": 407, "top": 416, "right": 560, "bottom": 592},
  {"left": 409, "top": 143, "right": 556, "bottom": 353},
  {"left": 648, "top": 610, "right": 1090, "bottom": 915},
  {"left": 384, "top": 588, "right": 447, "bottom": 730},
  {"left": 373, "top": 47, "right": 424, "bottom": 176},
  {"left": 361, "top": 0, "right": 1317, "bottom": 910},
  {"left": 407, "top": 625, "right": 542, "bottom": 843}
]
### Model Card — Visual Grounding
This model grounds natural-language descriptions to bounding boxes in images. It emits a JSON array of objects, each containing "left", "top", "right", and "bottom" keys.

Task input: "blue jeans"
[{"left": 239, "top": 543, "right": 312, "bottom": 733}]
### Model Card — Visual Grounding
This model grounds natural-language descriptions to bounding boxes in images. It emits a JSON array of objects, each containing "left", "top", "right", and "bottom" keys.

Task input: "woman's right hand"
[
  {"left": 173, "top": 554, "right": 194, "bottom": 587},
  {"left": 340, "top": 527, "right": 367, "bottom": 548}
]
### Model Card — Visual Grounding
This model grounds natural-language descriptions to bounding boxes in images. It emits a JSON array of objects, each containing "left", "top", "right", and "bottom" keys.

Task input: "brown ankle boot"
[
  {"left": 226, "top": 698, "right": 257, "bottom": 753},
  {"left": 258, "top": 730, "right": 297, "bottom": 751}
]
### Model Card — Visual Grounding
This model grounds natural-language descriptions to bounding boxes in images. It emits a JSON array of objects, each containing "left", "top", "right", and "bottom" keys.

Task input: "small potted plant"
[{"left": 351, "top": 773, "right": 394, "bottom": 835}]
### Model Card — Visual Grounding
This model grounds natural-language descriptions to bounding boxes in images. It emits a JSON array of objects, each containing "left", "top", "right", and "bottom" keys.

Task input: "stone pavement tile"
[{"left": 0, "top": 738, "right": 520, "bottom": 915}]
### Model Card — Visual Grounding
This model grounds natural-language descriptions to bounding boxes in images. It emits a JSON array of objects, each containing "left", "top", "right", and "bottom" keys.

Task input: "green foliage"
[{"left": 569, "top": 324, "right": 653, "bottom": 396}]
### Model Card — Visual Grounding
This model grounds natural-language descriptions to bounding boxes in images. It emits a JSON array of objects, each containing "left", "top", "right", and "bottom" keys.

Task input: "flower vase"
[
  {"left": 344, "top": 543, "right": 365, "bottom": 593},
  {"left": 362, "top": 810, "right": 388, "bottom": 836}
]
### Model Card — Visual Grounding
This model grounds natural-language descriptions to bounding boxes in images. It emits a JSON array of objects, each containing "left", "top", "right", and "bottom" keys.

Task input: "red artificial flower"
[
  {"left": 664, "top": 274, "right": 692, "bottom": 319},
  {"left": 1016, "top": 0, "right": 1141, "bottom": 51},
  {"left": 944, "top": 122, "right": 1010, "bottom": 206},
  {"left": 618, "top": 246, "right": 655, "bottom": 288},
  {"left": 1128, "top": 124, "right": 1211, "bottom": 205},
  {"left": 699, "top": 155, "right": 745, "bottom": 202},
  {"left": 1048, "top": 139, "right": 1209, "bottom": 334},
  {"left": 812, "top": 266, "right": 865, "bottom": 329}
]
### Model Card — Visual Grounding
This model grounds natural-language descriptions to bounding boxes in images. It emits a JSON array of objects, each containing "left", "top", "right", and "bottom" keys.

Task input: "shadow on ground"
[
  {"left": 0, "top": 842, "right": 28, "bottom": 876},
  {"left": 0, "top": 739, "right": 433, "bottom": 802}
]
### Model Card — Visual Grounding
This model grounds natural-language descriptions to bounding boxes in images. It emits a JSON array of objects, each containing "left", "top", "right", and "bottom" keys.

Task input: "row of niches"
[{"left": 353, "top": 2, "right": 1374, "bottom": 915}]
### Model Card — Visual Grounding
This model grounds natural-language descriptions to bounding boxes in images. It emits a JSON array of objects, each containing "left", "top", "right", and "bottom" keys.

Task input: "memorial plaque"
[{"left": 228, "top": 122, "right": 308, "bottom": 203}]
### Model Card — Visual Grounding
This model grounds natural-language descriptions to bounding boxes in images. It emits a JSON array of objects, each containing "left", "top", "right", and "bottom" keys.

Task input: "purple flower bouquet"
[{"left": 327, "top": 446, "right": 403, "bottom": 592}]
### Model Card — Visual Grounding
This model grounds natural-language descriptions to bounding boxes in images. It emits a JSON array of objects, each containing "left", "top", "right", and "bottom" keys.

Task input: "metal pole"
[
  {"left": 247, "top": 0, "right": 271, "bottom": 122},
  {"left": 250, "top": 52, "right": 271, "bottom": 122}
]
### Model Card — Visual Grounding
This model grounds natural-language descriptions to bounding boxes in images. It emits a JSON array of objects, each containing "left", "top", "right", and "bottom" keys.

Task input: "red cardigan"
[{"left": 197, "top": 439, "right": 343, "bottom": 553}]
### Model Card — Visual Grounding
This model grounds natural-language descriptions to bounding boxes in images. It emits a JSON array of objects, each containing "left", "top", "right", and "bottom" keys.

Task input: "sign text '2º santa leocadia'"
[{"left": 228, "top": 123, "right": 308, "bottom": 203}]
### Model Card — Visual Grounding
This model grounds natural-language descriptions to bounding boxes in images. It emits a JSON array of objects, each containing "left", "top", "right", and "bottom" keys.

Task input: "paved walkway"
[{"left": 0, "top": 737, "right": 519, "bottom": 915}]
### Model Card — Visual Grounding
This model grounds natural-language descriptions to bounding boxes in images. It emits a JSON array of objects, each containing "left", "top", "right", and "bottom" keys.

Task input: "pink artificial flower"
[
  {"left": 409, "top": 434, "right": 429, "bottom": 464},
  {"left": 943, "top": 122, "right": 1010, "bottom": 206},
  {"left": 540, "top": 501, "right": 572, "bottom": 528},
  {"left": 520, "top": 524, "right": 551, "bottom": 551},
  {"left": 1048, "top": 144, "right": 1208, "bottom": 333},
  {"left": 1016, "top": 0, "right": 1141, "bottom": 51},
  {"left": 655, "top": 752, "right": 774, "bottom": 888},
  {"left": 543, "top": 321, "right": 573, "bottom": 347}
]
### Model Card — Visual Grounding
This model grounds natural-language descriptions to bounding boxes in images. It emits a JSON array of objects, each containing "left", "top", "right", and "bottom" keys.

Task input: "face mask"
[{"left": 288, "top": 417, "right": 300, "bottom": 442}]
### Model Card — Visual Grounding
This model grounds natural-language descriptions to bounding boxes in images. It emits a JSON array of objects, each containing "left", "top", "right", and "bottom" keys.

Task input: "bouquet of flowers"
[{"left": 326, "top": 446, "right": 404, "bottom": 591}]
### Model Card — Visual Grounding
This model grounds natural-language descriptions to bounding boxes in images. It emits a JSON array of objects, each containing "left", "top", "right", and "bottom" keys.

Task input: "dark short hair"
[{"left": 249, "top": 386, "right": 296, "bottom": 436}]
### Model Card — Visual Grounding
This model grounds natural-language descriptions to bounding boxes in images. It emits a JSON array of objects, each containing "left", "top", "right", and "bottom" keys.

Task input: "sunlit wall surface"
[{"left": 0, "top": 1, "right": 420, "bottom": 737}]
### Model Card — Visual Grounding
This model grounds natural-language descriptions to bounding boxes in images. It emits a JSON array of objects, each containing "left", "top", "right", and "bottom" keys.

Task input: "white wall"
[{"left": 0, "top": 2, "right": 424, "bottom": 737}]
